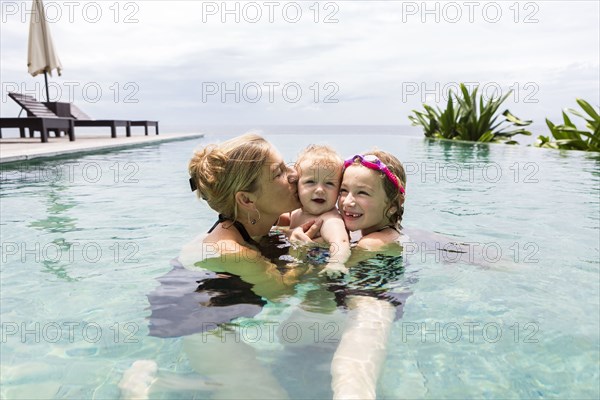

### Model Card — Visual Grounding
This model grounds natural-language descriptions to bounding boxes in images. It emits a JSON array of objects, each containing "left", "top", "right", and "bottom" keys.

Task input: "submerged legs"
[
  {"left": 182, "top": 331, "right": 290, "bottom": 399},
  {"left": 119, "top": 330, "right": 288, "bottom": 400},
  {"left": 331, "top": 296, "right": 395, "bottom": 400},
  {"left": 118, "top": 360, "right": 158, "bottom": 400},
  {"left": 118, "top": 358, "right": 220, "bottom": 399}
]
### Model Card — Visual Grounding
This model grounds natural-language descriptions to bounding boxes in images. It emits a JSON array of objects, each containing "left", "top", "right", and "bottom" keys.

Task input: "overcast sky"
[{"left": 1, "top": 0, "right": 598, "bottom": 132}]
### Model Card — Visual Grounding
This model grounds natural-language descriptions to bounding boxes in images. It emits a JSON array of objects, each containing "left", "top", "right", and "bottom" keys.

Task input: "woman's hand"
[{"left": 289, "top": 219, "right": 323, "bottom": 244}]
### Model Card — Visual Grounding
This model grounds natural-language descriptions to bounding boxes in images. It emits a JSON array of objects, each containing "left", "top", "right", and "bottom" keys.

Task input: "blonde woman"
[
  {"left": 182, "top": 133, "right": 314, "bottom": 297},
  {"left": 121, "top": 134, "right": 319, "bottom": 400}
]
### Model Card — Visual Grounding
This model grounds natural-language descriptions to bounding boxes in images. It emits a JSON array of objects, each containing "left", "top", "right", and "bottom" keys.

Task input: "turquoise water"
[{"left": 1, "top": 127, "right": 599, "bottom": 399}]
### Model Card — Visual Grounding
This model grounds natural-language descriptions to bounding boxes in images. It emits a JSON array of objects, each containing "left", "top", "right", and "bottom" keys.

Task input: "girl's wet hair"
[
  {"left": 363, "top": 150, "right": 407, "bottom": 228},
  {"left": 188, "top": 133, "right": 271, "bottom": 221}
]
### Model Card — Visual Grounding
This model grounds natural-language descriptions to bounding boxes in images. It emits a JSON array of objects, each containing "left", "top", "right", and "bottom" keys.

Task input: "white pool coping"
[{"left": 0, "top": 132, "right": 205, "bottom": 163}]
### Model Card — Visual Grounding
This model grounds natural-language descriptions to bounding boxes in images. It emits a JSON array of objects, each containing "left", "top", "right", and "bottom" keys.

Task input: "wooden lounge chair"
[
  {"left": 8, "top": 92, "right": 159, "bottom": 138},
  {"left": 69, "top": 103, "right": 158, "bottom": 136},
  {"left": 9, "top": 92, "right": 127, "bottom": 138},
  {"left": 66, "top": 103, "right": 131, "bottom": 138},
  {"left": 131, "top": 120, "right": 159, "bottom": 135},
  {"left": 2, "top": 93, "right": 75, "bottom": 142},
  {"left": 0, "top": 117, "right": 75, "bottom": 143}
]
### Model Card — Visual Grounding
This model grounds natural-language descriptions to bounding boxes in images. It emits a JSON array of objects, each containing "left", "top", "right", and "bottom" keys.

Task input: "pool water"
[{"left": 1, "top": 127, "right": 598, "bottom": 399}]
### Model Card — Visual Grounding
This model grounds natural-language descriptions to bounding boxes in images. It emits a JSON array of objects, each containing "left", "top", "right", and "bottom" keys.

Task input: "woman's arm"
[
  {"left": 194, "top": 242, "right": 304, "bottom": 301},
  {"left": 180, "top": 231, "right": 305, "bottom": 302},
  {"left": 288, "top": 219, "right": 323, "bottom": 243}
]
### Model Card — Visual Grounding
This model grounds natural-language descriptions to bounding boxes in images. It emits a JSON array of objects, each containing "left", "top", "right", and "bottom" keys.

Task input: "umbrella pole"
[{"left": 43, "top": 70, "right": 50, "bottom": 102}]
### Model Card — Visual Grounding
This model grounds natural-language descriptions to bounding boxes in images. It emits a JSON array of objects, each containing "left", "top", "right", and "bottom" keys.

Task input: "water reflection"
[
  {"left": 425, "top": 137, "right": 491, "bottom": 164},
  {"left": 27, "top": 173, "right": 79, "bottom": 282}
]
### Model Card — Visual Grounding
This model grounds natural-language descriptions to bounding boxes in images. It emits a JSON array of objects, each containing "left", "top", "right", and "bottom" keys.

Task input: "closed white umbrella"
[{"left": 27, "top": 0, "right": 62, "bottom": 102}]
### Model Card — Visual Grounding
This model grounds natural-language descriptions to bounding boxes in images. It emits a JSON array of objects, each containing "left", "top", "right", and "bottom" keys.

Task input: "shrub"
[
  {"left": 409, "top": 83, "right": 532, "bottom": 144},
  {"left": 536, "top": 99, "right": 600, "bottom": 152}
]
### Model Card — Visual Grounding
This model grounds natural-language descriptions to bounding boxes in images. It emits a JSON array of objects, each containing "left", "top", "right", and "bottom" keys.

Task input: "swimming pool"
[{"left": 1, "top": 127, "right": 598, "bottom": 399}]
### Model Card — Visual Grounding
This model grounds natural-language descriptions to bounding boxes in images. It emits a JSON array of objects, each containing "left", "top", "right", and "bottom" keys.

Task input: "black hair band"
[{"left": 189, "top": 177, "right": 197, "bottom": 192}]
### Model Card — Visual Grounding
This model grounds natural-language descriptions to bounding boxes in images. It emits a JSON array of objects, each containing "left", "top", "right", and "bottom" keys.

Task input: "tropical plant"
[
  {"left": 409, "top": 83, "right": 533, "bottom": 144},
  {"left": 535, "top": 99, "right": 600, "bottom": 152},
  {"left": 409, "top": 97, "right": 458, "bottom": 139}
]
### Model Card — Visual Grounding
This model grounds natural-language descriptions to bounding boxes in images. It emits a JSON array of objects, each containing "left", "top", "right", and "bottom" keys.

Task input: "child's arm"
[
  {"left": 276, "top": 209, "right": 306, "bottom": 241},
  {"left": 276, "top": 212, "right": 292, "bottom": 227},
  {"left": 319, "top": 212, "right": 351, "bottom": 277}
]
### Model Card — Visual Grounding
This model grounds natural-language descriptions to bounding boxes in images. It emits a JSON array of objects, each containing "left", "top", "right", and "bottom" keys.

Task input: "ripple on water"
[{"left": 1, "top": 133, "right": 599, "bottom": 399}]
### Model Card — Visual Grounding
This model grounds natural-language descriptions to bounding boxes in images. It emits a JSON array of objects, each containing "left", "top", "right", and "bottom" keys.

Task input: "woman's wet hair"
[
  {"left": 188, "top": 133, "right": 271, "bottom": 220},
  {"left": 363, "top": 150, "right": 407, "bottom": 228}
]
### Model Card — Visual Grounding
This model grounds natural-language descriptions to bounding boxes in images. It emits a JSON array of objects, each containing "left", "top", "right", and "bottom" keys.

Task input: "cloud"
[{"left": 1, "top": 0, "right": 598, "bottom": 128}]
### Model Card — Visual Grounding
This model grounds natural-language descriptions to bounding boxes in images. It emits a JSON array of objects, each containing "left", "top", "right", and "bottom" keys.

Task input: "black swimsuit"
[
  {"left": 330, "top": 225, "right": 408, "bottom": 318},
  {"left": 147, "top": 215, "right": 267, "bottom": 338},
  {"left": 376, "top": 224, "right": 402, "bottom": 234},
  {"left": 208, "top": 215, "right": 296, "bottom": 269},
  {"left": 208, "top": 214, "right": 259, "bottom": 247}
]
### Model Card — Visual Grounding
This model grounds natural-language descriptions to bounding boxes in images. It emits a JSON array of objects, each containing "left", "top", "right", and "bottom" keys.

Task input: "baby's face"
[{"left": 297, "top": 158, "right": 341, "bottom": 216}]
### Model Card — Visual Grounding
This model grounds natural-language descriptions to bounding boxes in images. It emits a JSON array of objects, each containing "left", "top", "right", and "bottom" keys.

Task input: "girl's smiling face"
[{"left": 337, "top": 165, "right": 393, "bottom": 235}]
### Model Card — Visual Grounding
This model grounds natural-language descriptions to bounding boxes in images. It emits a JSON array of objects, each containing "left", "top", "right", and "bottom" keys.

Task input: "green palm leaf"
[
  {"left": 409, "top": 83, "right": 532, "bottom": 144},
  {"left": 536, "top": 99, "right": 600, "bottom": 152}
]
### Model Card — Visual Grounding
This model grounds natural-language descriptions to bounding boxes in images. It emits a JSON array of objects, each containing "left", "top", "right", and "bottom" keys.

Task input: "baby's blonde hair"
[
  {"left": 188, "top": 133, "right": 271, "bottom": 220},
  {"left": 296, "top": 144, "right": 342, "bottom": 178}
]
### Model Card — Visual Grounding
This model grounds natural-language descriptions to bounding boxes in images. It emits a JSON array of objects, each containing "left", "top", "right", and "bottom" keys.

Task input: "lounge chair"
[
  {"left": 0, "top": 116, "right": 75, "bottom": 143},
  {"left": 69, "top": 103, "right": 158, "bottom": 136},
  {"left": 64, "top": 102, "right": 130, "bottom": 138},
  {"left": 131, "top": 120, "right": 159, "bottom": 135},
  {"left": 9, "top": 92, "right": 127, "bottom": 138},
  {"left": 8, "top": 92, "right": 159, "bottom": 138},
  {"left": 2, "top": 93, "right": 75, "bottom": 142}
]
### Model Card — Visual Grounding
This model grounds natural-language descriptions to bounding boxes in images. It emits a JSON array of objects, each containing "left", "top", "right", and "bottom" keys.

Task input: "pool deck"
[{"left": 0, "top": 133, "right": 205, "bottom": 164}]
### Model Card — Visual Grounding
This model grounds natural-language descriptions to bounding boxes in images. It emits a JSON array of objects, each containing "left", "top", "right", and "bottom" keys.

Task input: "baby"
[{"left": 288, "top": 145, "right": 351, "bottom": 277}]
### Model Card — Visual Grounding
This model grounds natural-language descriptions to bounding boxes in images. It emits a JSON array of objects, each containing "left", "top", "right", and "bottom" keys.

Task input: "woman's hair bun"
[
  {"left": 189, "top": 145, "right": 229, "bottom": 201},
  {"left": 187, "top": 134, "right": 271, "bottom": 219}
]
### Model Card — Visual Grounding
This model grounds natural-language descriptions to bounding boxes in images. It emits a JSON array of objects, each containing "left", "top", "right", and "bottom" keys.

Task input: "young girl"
[
  {"left": 331, "top": 150, "right": 408, "bottom": 400},
  {"left": 338, "top": 150, "right": 407, "bottom": 250}
]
